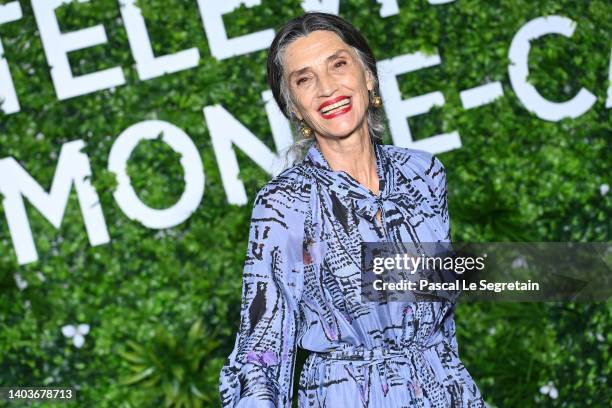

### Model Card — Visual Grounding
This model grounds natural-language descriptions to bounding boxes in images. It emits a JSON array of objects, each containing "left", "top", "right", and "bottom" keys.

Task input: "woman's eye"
[
  {"left": 297, "top": 77, "right": 309, "bottom": 85},
  {"left": 335, "top": 60, "right": 347, "bottom": 68}
]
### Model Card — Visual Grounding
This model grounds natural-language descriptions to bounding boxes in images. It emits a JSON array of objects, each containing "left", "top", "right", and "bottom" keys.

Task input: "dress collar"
[
  {"left": 303, "top": 141, "right": 388, "bottom": 199},
  {"left": 301, "top": 141, "right": 396, "bottom": 222}
]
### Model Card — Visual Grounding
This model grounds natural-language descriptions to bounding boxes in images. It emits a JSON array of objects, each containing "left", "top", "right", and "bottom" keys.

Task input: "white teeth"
[{"left": 320, "top": 98, "right": 350, "bottom": 114}]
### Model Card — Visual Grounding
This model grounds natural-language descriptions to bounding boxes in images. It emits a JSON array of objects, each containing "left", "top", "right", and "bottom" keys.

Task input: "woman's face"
[{"left": 283, "top": 30, "right": 374, "bottom": 141}]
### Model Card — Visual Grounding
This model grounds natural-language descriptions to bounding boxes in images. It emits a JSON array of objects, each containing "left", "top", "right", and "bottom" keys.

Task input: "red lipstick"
[{"left": 318, "top": 96, "right": 352, "bottom": 119}]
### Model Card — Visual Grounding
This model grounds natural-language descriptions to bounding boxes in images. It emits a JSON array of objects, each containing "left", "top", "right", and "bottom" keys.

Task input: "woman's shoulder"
[
  {"left": 251, "top": 163, "right": 312, "bottom": 218},
  {"left": 382, "top": 144, "right": 442, "bottom": 168},
  {"left": 382, "top": 144, "right": 446, "bottom": 182}
]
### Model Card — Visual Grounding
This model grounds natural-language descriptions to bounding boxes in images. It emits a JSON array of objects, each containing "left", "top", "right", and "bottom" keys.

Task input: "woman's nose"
[{"left": 317, "top": 72, "right": 338, "bottom": 97}]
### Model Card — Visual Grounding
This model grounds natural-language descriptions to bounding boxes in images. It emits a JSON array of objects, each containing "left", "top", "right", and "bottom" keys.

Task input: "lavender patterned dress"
[{"left": 219, "top": 142, "right": 485, "bottom": 407}]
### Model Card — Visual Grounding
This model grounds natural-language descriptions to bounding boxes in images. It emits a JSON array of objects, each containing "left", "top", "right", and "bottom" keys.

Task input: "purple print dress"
[{"left": 219, "top": 142, "right": 486, "bottom": 407}]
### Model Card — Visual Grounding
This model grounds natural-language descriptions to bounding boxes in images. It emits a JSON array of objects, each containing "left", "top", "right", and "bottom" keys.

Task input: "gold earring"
[
  {"left": 300, "top": 120, "right": 313, "bottom": 138},
  {"left": 370, "top": 89, "right": 383, "bottom": 109}
]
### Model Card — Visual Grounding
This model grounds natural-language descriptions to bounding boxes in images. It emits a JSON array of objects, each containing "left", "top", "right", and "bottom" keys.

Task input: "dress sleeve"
[
  {"left": 431, "top": 155, "right": 451, "bottom": 242},
  {"left": 431, "top": 155, "right": 460, "bottom": 356},
  {"left": 441, "top": 302, "right": 460, "bottom": 357},
  {"left": 219, "top": 181, "right": 306, "bottom": 408}
]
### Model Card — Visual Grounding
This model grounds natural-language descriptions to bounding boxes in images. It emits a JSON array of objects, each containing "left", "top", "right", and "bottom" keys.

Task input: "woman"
[{"left": 219, "top": 11, "right": 485, "bottom": 408}]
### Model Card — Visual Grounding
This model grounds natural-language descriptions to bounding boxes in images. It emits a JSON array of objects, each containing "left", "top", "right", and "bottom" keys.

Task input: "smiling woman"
[
  {"left": 283, "top": 32, "right": 373, "bottom": 143},
  {"left": 266, "top": 14, "right": 388, "bottom": 165},
  {"left": 219, "top": 11, "right": 486, "bottom": 408}
]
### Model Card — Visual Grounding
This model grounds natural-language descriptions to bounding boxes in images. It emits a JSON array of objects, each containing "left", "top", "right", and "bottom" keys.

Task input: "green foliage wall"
[{"left": 0, "top": 0, "right": 610, "bottom": 407}]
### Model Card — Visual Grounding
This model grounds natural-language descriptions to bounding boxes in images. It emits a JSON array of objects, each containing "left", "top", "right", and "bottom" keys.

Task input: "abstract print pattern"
[{"left": 219, "top": 142, "right": 486, "bottom": 407}]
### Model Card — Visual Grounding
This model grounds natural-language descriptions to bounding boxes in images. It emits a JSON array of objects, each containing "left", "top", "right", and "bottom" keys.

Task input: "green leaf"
[{"left": 120, "top": 366, "right": 156, "bottom": 385}]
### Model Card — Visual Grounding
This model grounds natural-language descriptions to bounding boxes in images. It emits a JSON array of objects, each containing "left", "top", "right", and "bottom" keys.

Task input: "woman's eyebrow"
[{"left": 288, "top": 49, "right": 350, "bottom": 79}]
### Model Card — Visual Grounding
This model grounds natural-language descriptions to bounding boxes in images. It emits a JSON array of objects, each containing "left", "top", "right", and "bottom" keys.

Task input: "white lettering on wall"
[
  {"left": 377, "top": 51, "right": 461, "bottom": 154},
  {"left": 508, "top": 15, "right": 596, "bottom": 121},
  {"left": 0, "top": 140, "right": 110, "bottom": 265},
  {"left": 460, "top": 82, "right": 504, "bottom": 110},
  {"left": 374, "top": 0, "right": 457, "bottom": 18},
  {"left": 31, "top": 0, "right": 126, "bottom": 100},
  {"left": 606, "top": 47, "right": 612, "bottom": 109},
  {"left": 107, "top": 120, "right": 205, "bottom": 229},
  {"left": 300, "top": 0, "right": 340, "bottom": 15},
  {"left": 0, "top": 1, "right": 22, "bottom": 114},
  {"left": 120, "top": 0, "right": 200, "bottom": 80},
  {"left": 262, "top": 89, "right": 296, "bottom": 175},
  {"left": 203, "top": 104, "right": 288, "bottom": 205},
  {"left": 196, "top": 0, "right": 274, "bottom": 60},
  {"left": 375, "top": 0, "right": 398, "bottom": 17}
]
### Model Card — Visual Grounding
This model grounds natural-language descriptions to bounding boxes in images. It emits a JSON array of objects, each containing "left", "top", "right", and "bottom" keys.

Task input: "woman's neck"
[{"left": 316, "top": 137, "right": 380, "bottom": 195}]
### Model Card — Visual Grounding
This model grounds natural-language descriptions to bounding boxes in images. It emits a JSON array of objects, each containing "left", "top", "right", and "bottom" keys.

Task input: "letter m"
[{"left": 0, "top": 139, "right": 109, "bottom": 265}]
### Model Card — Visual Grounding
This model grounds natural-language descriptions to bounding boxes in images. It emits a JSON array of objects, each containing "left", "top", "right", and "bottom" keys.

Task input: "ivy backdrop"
[{"left": 0, "top": 0, "right": 610, "bottom": 407}]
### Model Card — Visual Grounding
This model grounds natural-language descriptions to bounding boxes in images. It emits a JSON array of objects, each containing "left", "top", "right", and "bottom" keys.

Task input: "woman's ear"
[
  {"left": 365, "top": 70, "right": 375, "bottom": 92},
  {"left": 290, "top": 107, "right": 303, "bottom": 121}
]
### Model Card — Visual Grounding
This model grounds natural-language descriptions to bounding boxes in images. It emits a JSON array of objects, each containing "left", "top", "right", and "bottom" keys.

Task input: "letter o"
[{"left": 108, "top": 120, "right": 205, "bottom": 228}]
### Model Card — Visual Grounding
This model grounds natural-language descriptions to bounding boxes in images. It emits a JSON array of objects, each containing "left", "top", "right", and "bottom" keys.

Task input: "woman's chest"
[
  {"left": 311, "top": 185, "right": 444, "bottom": 249},
  {"left": 299, "top": 187, "right": 442, "bottom": 302}
]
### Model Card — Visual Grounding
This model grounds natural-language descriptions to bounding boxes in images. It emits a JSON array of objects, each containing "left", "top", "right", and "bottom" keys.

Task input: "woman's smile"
[
  {"left": 319, "top": 96, "right": 352, "bottom": 119},
  {"left": 283, "top": 30, "right": 372, "bottom": 138}
]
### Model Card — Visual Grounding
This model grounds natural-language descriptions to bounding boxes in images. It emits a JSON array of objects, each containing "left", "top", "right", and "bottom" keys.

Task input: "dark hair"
[{"left": 266, "top": 12, "right": 385, "bottom": 164}]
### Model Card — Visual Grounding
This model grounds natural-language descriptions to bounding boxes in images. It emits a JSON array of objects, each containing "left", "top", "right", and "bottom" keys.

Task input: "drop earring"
[
  {"left": 299, "top": 120, "right": 314, "bottom": 138},
  {"left": 370, "top": 89, "right": 383, "bottom": 109}
]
